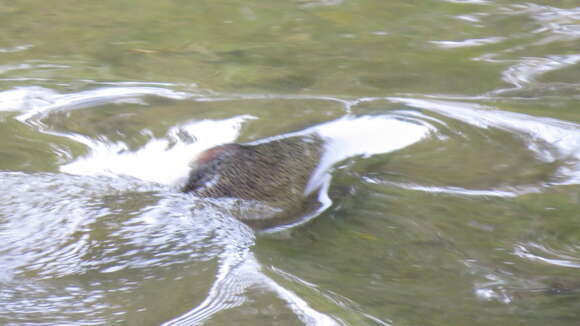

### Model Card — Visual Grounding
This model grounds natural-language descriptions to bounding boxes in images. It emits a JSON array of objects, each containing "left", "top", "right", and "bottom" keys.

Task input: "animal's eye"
[{"left": 188, "top": 171, "right": 205, "bottom": 187}]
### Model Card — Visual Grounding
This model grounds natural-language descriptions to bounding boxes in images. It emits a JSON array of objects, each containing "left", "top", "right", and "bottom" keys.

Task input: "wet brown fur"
[{"left": 182, "top": 134, "right": 324, "bottom": 225}]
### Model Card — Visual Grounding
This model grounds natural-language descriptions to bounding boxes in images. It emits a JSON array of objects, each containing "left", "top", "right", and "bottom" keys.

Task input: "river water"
[{"left": 1, "top": 0, "right": 579, "bottom": 325}]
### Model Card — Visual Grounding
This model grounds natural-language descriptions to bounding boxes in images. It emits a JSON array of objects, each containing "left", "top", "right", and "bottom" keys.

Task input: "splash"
[
  {"left": 59, "top": 116, "right": 254, "bottom": 186},
  {"left": 305, "top": 115, "right": 434, "bottom": 195}
]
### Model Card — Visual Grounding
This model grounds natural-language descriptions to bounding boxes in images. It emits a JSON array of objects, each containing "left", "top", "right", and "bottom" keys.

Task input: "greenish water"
[{"left": 1, "top": 0, "right": 580, "bottom": 325}]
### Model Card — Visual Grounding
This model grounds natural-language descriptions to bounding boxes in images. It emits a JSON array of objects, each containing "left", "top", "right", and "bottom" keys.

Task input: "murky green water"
[{"left": 1, "top": 0, "right": 580, "bottom": 325}]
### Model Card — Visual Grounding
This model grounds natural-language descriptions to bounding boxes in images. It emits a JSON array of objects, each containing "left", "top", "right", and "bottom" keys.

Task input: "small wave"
[
  {"left": 496, "top": 55, "right": 580, "bottom": 93},
  {"left": 441, "top": 0, "right": 490, "bottom": 4},
  {"left": 0, "top": 44, "right": 34, "bottom": 53},
  {"left": 162, "top": 253, "right": 341, "bottom": 326},
  {"left": 515, "top": 4, "right": 580, "bottom": 39},
  {"left": 389, "top": 97, "right": 580, "bottom": 186},
  {"left": 0, "top": 86, "right": 193, "bottom": 120},
  {"left": 514, "top": 243, "right": 580, "bottom": 269},
  {"left": 431, "top": 37, "right": 506, "bottom": 49},
  {"left": 0, "top": 171, "right": 261, "bottom": 324},
  {"left": 373, "top": 181, "right": 538, "bottom": 198}
]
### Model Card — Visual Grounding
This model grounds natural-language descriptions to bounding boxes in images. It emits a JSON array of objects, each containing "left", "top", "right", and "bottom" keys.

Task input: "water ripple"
[
  {"left": 431, "top": 37, "right": 506, "bottom": 48},
  {"left": 2, "top": 86, "right": 580, "bottom": 323},
  {"left": 389, "top": 97, "right": 580, "bottom": 186},
  {"left": 514, "top": 242, "right": 580, "bottom": 269}
]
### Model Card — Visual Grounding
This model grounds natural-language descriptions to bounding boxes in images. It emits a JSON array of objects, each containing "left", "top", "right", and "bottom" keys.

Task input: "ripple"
[
  {"left": 298, "top": 0, "right": 344, "bottom": 8},
  {"left": 0, "top": 283, "right": 110, "bottom": 325},
  {"left": 0, "top": 171, "right": 260, "bottom": 324},
  {"left": 389, "top": 97, "right": 580, "bottom": 186},
  {"left": 372, "top": 180, "right": 536, "bottom": 198},
  {"left": 514, "top": 242, "right": 580, "bottom": 269},
  {"left": 0, "top": 44, "right": 34, "bottom": 53},
  {"left": 2, "top": 87, "right": 580, "bottom": 323},
  {"left": 520, "top": 4, "right": 580, "bottom": 39},
  {"left": 0, "top": 86, "right": 193, "bottom": 121},
  {"left": 162, "top": 253, "right": 341, "bottom": 326},
  {"left": 431, "top": 37, "right": 506, "bottom": 48},
  {"left": 497, "top": 55, "right": 580, "bottom": 92},
  {"left": 441, "top": 0, "right": 490, "bottom": 4}
]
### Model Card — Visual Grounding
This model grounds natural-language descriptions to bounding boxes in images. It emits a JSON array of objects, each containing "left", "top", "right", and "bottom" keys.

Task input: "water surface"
[{"left": 1, "top": 0, "right": 579, "bottom": 325}]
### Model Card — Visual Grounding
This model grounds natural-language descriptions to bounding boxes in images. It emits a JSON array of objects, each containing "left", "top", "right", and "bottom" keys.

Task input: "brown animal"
[{"left": 182, "top": 134, "right": 325, "bottom": 228}]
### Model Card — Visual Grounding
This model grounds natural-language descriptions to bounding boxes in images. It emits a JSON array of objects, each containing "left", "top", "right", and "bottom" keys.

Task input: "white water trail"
[
  {"left": 59, "top": 116, "right": 254, "bottom": 186},
  {"left": 7, "top": 86, "right": 193, "bottom": 121},
  {"left": 389, "top": 97, "right": 580, "bottom": 186}
]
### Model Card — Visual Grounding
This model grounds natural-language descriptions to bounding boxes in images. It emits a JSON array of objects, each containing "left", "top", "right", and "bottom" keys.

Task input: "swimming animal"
[{"left": 182, "top": 134, "right": 325, "bottom": 228}]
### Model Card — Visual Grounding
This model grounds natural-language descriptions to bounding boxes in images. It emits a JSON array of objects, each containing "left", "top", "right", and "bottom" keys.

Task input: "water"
[{"left": 1, "top": 0, "right": 579, "bottom": 325}]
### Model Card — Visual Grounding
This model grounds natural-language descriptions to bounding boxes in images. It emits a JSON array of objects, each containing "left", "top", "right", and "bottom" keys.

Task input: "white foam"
[
  {"left": 58, "top": 109, "right": 433, "bottom": 193},
  {"left": 305, "top": 115, "right": 434, "bottom": 194},
  {"left": 0, "top": 86, "right": 59, "bottom": 112},
  {"left": 60, "top": 116, "right": 255, "bottom": 186}
]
